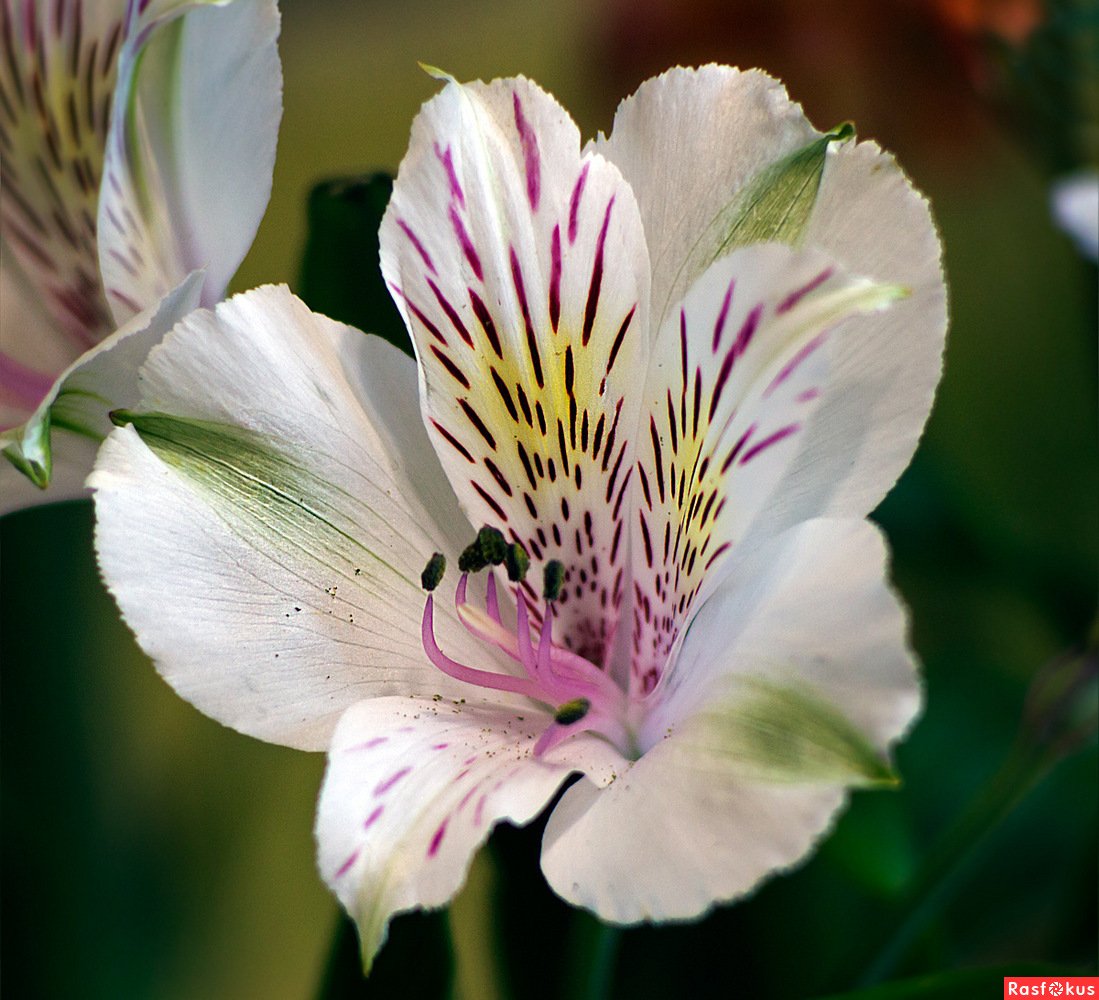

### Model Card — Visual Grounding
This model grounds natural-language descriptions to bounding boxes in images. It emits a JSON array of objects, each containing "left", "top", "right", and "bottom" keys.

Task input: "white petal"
[
  {"left": 595, "top": 66, "right": 817, "bottom": 327},
  {"left": 649, "top": 518, "right": 921, "bottom": 748},
  {"left": 1, "top": 271, "right": 204, "bottom": 510},
  {"left": 541, "top": 741, "right": 845, "bottom": 924},
  {"left": 1051, "top": 171, "right": 1099, "bottom": 261},
  {"left": 98, "top": 0, "right": 282, "bottom": 320},
  {"left": 91, "top": 286, "right": 511, "bottom": 749},
  {"left": 381, "top": 75, "right": 650, "bottom": 667},
  {"left": 542, "top": 519, "right": 918, "bottom": 923},
  {"left": 318, "top": 696, "right": 622, "bottom": 968},
  {"left": 772, "top": 140, "right": 946, "bottom": 526},
  {"left": 627, "top": 244, "right": 903, "bottom": 695},
  {"left": 599, "top": 66, "right": 947, "bottom": 527}
]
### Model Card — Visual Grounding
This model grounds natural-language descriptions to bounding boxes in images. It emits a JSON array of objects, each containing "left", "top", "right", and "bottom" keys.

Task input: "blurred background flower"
[{"left": 2, "top": 0, "right": 1095, "bottom": 997}]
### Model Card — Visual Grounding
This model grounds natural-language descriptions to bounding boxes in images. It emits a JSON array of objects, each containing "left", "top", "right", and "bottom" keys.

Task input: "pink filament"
[{"left": 421, "top": 572, "right": 628, "bottom": 756}]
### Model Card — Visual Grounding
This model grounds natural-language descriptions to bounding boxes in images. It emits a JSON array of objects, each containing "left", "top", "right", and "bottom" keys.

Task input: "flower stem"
[
  {"left": 560, "top": 912, "right": 622, "bottom": 1000},
  {"left": 855, "top": 641, "right": 1098, "bottom": 987}
]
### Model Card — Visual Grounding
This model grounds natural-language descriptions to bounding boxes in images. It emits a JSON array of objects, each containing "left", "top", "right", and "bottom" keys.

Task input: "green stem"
[
  {"left": 855, "top": 739, "right": 1052, "bottom": 987},
  {"left": 560, "top": 912, "right": 622, "bottom": 1000}
]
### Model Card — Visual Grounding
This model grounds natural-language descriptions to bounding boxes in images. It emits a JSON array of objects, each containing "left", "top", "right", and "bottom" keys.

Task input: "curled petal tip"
[{"left": 418, "top": 62, "right": 455, "bottom": 84}]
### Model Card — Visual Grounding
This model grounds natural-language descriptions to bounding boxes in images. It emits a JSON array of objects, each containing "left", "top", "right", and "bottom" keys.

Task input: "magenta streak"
[
  {"left": 431, "top": 742, "right": 449, "bottom": 750},
  {"left": 463, "top": 755, "right": 478, "bottom": 766},
  {"left": 582, "top": 197, "right": 615, "bottom": 346},
  {"left": 423, "top": 596, "right": 543, "bottom": 700},
  {"left": 374, "top": 767, "right": 412, "bottom": 796},
  {"left": 427, "top": 819, "right": 448, "bottom": 858},
  {"left": 711, "top": 279, "right": 734, "bottom": 352},
  {"left": 435, "top": 142, "right": 465, "bottom": 207},
  {"left": 107, "top": 287, "right": 142, "bottom": 313},
  {"left": 449, "top": 205, "right": 483, "bottom": 281},
  {"left": 764, "top": 332, "right": 827, "bottom": 398},
  {"left": 0, "top": 352, "right": 54, "bottom": 414},
  {"left": 427, "top": 277, "right": 473, "bottom": 346},
  {"left": 405, "top": 296, "right": 447, "bottom": 345},
  {"left": 512, "top": 91, "right": 541, "bottom": 212},
  {"left": 346, "top": 736, "right": 389, "bottom": 752},
  {"left": 397, "top": 218, "right": 437, "bottom": 275},
  {"left": 796, "top": 387, "right": 821, "bottom": 403},
  {"left": 739, "top": 423, "right": 800, "bottom": 465},
  {"left": 721, "top": 423, "right": 756, "bottom": 474},
  {"left": 474, "top": 794, "right": 487, "bottom": 827},
  {"left": 335, "top": 848, "right": 361, "bottom": 878},
  {"left": 549, "top": 224, "right": 562, "bottom": 332},
  {"left": 457, "top": 781, "right": 484, "bottom": 814},
  {"left": 568, "top": 162, "right": 590, "bottom": 244},
  {"left": 731, "top": 302, "right": 762, "bottom": 360},
  {"left": 363, "top": 804, "right": 385, "bottom": 831},
  {"left": 776, "top": 267, "right": 834, "bottom": 314}
]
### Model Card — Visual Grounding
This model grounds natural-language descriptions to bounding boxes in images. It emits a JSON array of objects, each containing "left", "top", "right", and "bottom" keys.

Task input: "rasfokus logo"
[{"left": 1004, "top": 978, "right": 1099, "bottom": 997}]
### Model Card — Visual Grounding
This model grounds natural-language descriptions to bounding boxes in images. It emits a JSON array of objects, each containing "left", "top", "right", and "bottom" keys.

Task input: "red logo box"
[{"left": 1004, "top": 978, "right": 1099, "bottom": 997}]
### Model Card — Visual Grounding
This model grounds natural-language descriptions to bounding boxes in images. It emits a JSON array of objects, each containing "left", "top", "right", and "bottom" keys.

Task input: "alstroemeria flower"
[
  {"left": 90, "top": 67, "right": 946, "bottom": 966},
  {"left": 0, "top": 0, "right": 281, "bottom": 510}
]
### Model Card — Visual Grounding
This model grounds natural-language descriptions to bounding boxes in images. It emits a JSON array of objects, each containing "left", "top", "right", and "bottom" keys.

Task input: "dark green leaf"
[{"left": 298, "top": 174, "right": 412, "bottom": 356}]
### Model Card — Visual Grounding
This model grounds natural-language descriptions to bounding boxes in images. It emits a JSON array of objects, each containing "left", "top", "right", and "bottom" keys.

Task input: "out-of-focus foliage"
[{"left": 2, "top": 0, "right": 1095, "bottom": 997}]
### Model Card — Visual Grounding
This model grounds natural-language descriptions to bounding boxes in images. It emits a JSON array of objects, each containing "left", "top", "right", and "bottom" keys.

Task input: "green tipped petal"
[{"left": 693, "top": 678, "right": 899, "bottom": 787}]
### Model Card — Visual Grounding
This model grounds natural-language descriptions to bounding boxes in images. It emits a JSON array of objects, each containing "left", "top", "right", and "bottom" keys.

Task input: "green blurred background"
[{"left": 2, "top": 0, "right": 1096, "bottom": 997}]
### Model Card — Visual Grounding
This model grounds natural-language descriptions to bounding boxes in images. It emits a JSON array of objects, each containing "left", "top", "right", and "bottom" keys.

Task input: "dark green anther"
[
  {"left": 504, "top": 542, "right": 530, "bottom": 582},
  {"left": 554, "top": 698, "right": 591, "bottom": 726},
  {"left": 476, "top": 526, "right": 507, "bottom": 565},
  {"left": 458, "top": 540, "right": 488, "bottom": 573},
  {"left": 420, "top": 553, "right": 446, "bottom": 591},
  {"left": 543, "top": 560, "right": 565, "bottom": 601}
]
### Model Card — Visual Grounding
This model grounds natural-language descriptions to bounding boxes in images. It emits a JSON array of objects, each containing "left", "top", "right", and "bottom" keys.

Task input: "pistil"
[{"left": 419, "top": 531, "right": 632, "bottom": 757}]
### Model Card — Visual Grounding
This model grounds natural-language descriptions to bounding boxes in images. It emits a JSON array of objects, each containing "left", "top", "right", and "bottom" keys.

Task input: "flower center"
[{"left": 419, "top": 529, "right": 632, "bottom": 758}]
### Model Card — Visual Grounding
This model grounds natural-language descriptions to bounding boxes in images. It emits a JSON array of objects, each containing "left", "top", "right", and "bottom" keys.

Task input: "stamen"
[
  {"left": 476, "top": 525, "right": 507, "bottom": 565},
  {"left": 418, "top": 536, "right": 633, "bottom": 758},
  {"left": 485, "top": 572, "right": 501, "bottom": 622},
  {"left": 458, "top": 540, "right": 488, "bottom": 573},
  {"left": 421, "top": 552, "right": 446, "bottom": 591},
  {"left": 505, "top": 542, "right": 530, "bottom": 582},
  {"left": 421, "top": 595, "right": 541, "bottom": 700},
  {"left": 554, "top": 698, "right": 591, "bottom": 725},
  {"left": 543, "top": 559, "right": 565, "bottom": 601}
]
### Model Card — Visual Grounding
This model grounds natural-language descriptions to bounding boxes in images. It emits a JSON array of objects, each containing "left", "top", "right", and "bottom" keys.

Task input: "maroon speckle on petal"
[
  {"left": 397, "top": 218, "right": 437, "bottom": 274},
  {"left": 435, "top": 142, "right": 465, "bottom": 207},
  {"left": 582, "top": 198, "right": 615, "bottom": 347},
  {"left": 711, "top": 279, "right": 735, "bottom": 352},
  {"left": 765, "top": 333, "right": 827, "bottom": 397},
  {"left": 776, "top": 267, "right": 834, "bottom": 314},
  {"left": 450, "top": 205, "right": 483, "bottom": 281},
  {"left": 739, "top": 423, "right": 800, "bottom": 465},
  {"left": 549, "top": 224, "right": 562, "bottom": 332}
]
